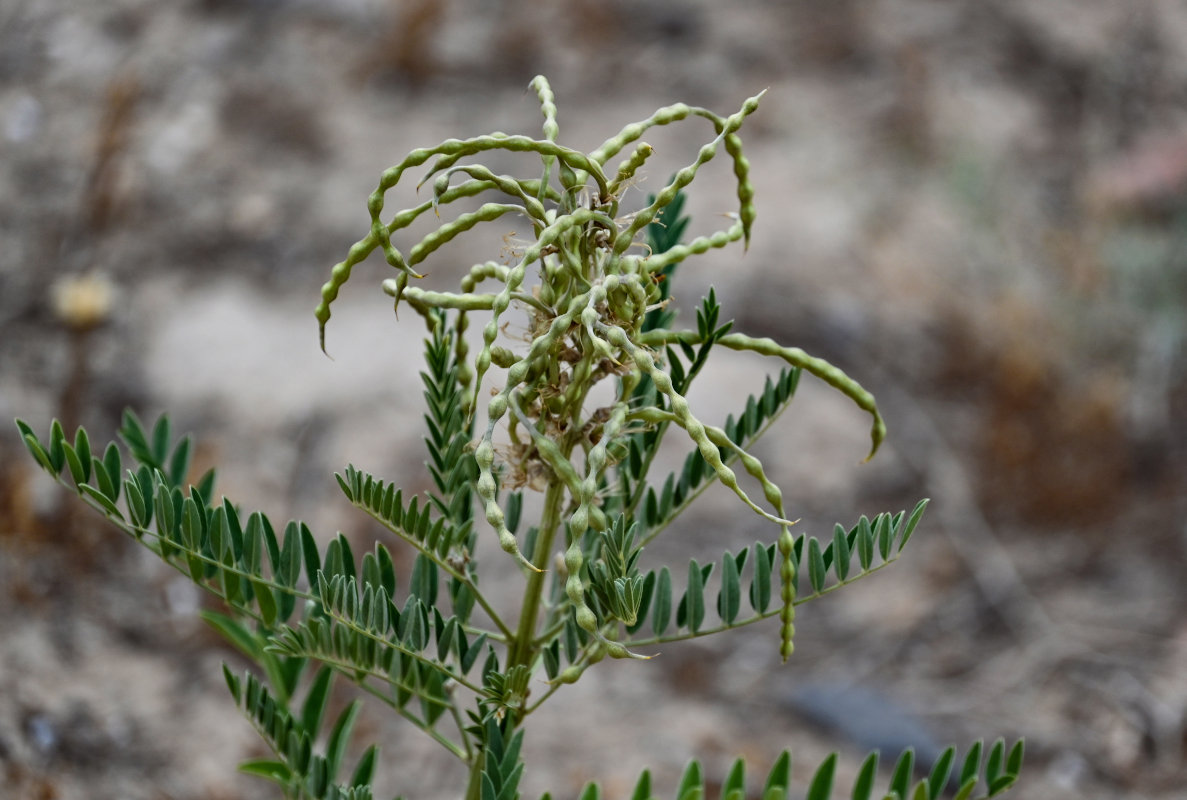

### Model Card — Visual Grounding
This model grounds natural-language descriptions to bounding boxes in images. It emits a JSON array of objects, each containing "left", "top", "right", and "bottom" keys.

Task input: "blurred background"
[{"left": 2, "top": 1, "right": 1185, "bottom": 798}]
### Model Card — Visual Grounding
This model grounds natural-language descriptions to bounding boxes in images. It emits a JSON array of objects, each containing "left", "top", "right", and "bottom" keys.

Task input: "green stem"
[
  {"left": 508, "top": 478, "right": 569, "bottom": 670},
  {"left": 465, "top": 753, "right": 485, "bottom": 800}
]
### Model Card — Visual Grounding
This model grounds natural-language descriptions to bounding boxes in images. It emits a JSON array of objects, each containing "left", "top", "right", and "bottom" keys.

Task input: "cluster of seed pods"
[{"left": 316, "top": 76, "right": 885, "bottom": 651}]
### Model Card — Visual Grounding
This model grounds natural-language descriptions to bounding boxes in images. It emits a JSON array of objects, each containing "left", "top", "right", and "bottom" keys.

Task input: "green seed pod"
[
  {"left": 427, "top": 165, "right": 547, "bottom": 223},
  {"left": 716, "top": 333, "right": 886, "bottom": 459},
  {"left": 608, "top": 142, "right": 654, "bottom": 196},
  {"left": 613, "top": 91, "right": 764, "bottom": 257},
  {"left": 551, "top": 664, "right": 585, "bottom": 685},
  {"left": 704, "top": 424, "right": 788, "bottom": 517},
  {"left": 407, "top": 203, "right": 526, "bottom": 269},
  {"left": 601, "top": 321, "right": 795, "bottom": 527},
  {"left": 395, "top": 286, "right": 497, "bottom": 311},
  {"left": 471, "top": 213, "right": 602, "bottom": 408},
  {"left": 590, "top": 103, "right": 693, "bottom": 165},
  {"left": 640, "top": 222, "right": 745, "bottom": 277},
  {"left": 724, "top": 133, "right": 756, "bottom": 248},
  {"left": 778, "top": 527, "right": 797, "bottom": 662},
  {"left": 530, "top": 74, "right": 559, "bottom": 143}
]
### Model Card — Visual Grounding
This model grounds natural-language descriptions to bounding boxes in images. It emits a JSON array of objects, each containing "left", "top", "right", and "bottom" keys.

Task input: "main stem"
[{"left": 507, "top": 477, "right": 569, "bottom": 670}]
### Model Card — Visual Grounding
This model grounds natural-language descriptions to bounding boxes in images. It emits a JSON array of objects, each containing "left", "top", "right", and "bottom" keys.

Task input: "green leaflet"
[
  {"left": 569, "top": 744, "right": 1023, "bottom": 800},
  {"left": 223, "top": 670, "right": 380, "bottom": 800}
]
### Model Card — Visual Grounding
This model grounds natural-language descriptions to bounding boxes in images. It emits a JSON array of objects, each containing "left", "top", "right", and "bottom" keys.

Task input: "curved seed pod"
[
  {"left": 404, "top": 136, "right": 606, "bottom": 196},
  {"left": 565, "top": 518, "right": 598, "bottom": 634},
  {"left": 367, "top": 136, "right": 608, "bottom": 268},
  {"left": 614, "top": 91, "right": 765, "bottom": 257},
  {"left": 391, "top": 285, "right": 496, "bottom": 311},
  {"left": 318, "top": 233, "right": 388, "bottom": 351},
  {"left": 415, "top": 133, "right": 509, "bottom": 186},
  {"left": 473, "top": 437, "right": 539, "bottom": 573},
  {"left": 320, "top": 134, "right": 612, "bottom": 349},
  {"left": 702, "top": 424, "right": 794, "bottom": 521},
  {"left": 472, "top": 212, "right": 609, "bottom": 408},
  {"left": 318, "top": 178, "right": 522, "bottom": 350},
  {"left": 506, "top": 394, "right": 583, "bottom": 496},
  {"left": 778, "top": 527, "right": 796, "bottom": 662},
  {"left": 579, "top": 294, "right": 617, "bottom": 363},
  {"left": 460, "top": 261, "right": 510, "bottom": 293},
  {"left": 407, "top": 203, "right": 526, "bottom": 269},
  {"left": 425, "top": 166, "right": 548, "bottom": 224},
  {"left": 389, "top": 178, "right": 503, "bottom": 243},
  {"left": 531, "top": 74, "right": 559, "bottom": 143},
  {"left": 601, "top": 272, "right": 649, "bottom": 327},
  {"left": 640, "top": 222, "right": 745, "bottom": 276},
  {"left": 469, "top": 294, "right": 589, "bottom": 569},
  {"left": 723, "top": 132, "right": 756, "bottom": 249},
  {"left": 562, "top": 399, "right": 653, "bottom": 660},
  {"left": 716, "top": 333, "right": 886, "bottom": 459},
  {"left": 607, "top": 142, "right": 655, "bottom": 197},
  {"left": 530, "top": 75, "right": 560, "bottom": 205},
  {"left": 591, "top": 102, "right": 694, "bottom": 165},
  {"left": 599, "top": 322, "right": 796, "bottom": 528},
  {"left": 686, "top": 108, "right": 757, "bottom": 250}
]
